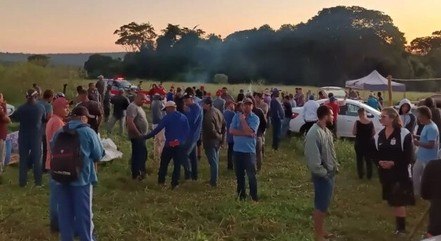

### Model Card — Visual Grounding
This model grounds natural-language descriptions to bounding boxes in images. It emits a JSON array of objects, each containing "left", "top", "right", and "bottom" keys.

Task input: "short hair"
[
  {"left": 317, "top": 105, "right": 332, "bottom": 120},
  {"left": 417, "top": 106, "right": 432, "bottom": 119},
  {"left": 78, "top": 89, "right": 87, "bottom": 95},
  {"left": 42, "top": 89, "right": 54, "bottom": 99},
  {"left": 328, "top": 92, "right": 334, "bottom": 98},
  {"left": 357, "top": 108, "right": 365, "bottom": 115}
]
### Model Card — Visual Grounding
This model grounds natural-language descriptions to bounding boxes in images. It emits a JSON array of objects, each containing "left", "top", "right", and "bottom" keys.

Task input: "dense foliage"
[{"left": 85, "top": 6, "right": 441, "bottom": 91}]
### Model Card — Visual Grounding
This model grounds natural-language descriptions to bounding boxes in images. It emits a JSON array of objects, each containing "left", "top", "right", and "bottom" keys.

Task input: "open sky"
[{"left": 1, "top": 0, "right": 440, "bottom": 53}]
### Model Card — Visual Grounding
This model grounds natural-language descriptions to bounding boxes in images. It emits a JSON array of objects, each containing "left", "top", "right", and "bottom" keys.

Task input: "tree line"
[{"left": 83, "top": 6, "right": 441, "bottom": 91}]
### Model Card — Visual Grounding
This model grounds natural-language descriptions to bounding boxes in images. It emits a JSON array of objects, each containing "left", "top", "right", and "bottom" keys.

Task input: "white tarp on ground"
[
  {"left": 4, "top": 132, "right": 123, "bottom": 165},
  {"left": 345, "top": 70, "right": 406, "bottom": 92}
]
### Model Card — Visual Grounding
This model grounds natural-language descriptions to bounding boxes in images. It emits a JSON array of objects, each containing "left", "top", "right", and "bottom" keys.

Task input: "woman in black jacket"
[{"left": 371, "top": 107, "right": 415, "bottom": 236}]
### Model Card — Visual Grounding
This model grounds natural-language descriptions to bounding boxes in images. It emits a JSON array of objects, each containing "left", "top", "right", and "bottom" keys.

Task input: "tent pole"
[{"left": 387, "top": 75, "right": 393, "bottom": 107}]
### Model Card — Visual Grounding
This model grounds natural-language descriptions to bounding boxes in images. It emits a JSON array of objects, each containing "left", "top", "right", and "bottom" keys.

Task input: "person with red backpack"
[{"left": 51, "top": 106, "right": 104, "bottom": 241}]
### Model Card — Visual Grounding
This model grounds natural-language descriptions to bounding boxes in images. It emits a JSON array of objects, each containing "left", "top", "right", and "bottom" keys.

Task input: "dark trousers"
[
  {"left": 355, "top": 142, "right": 372, "bottom": 179},
  {"left": 183, "top": 141, "right": 198, "bottom": 180},
  {"left": 158, "top": 145, "right": 184, "bottom": 187},
  {"left": 271, "top": 118, "right": 282, "bottom": 150},
  {"left": 429, "top": 199, "right": 441, "bottom": 236},
  {"left": 104, "top": 106, "right": 110, "bottom": 123},
  {"left": 227, "top": 142, "right": 234, "bottom": 170},
  {"left": 19, "top": 134, "right": 42, "bottom": 186},
  {"left": 130, "top": 138, "right": 147, "bottom": 179},
  {"left": 304, "top": 121, "right": 316, "bottom": 135},
  {"left": 42, "top": 134, "right": 47, "bottom": 172},
  {"left": 234, "top": 152, "right": 258, "bottom": 201}
]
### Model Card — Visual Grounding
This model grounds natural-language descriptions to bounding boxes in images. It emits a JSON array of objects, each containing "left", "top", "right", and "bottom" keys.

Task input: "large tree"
[
  {"left": 114, "top": 22, "right": 157, "bottom": 52},
  {"left": 27, "top": 54, "right": 50, "bottom": 67}
]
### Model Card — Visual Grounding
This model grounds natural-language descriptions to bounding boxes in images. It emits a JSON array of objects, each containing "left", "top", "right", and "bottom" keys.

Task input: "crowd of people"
[{"left": 1, "top": 78, "right": 440, "bottom": 240}]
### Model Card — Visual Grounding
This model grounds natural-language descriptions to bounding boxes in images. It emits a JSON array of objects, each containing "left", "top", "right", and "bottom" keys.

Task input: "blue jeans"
[
  {"left": 182, "top": 141, "right": 198, "bottom": 180},
  {"left": 234, "top": 152, "right": 258, "bottom": 201},
  {"left": 56, "top": 184, "right": 95, "bottom": 241},
  {"left": 50, "top": 178, "right": 59, "bottom": 231},
  {"left": 204, "top": 146, "right": 220, "bottom": 186},
  {"left": 158, "top": 145, "right": 185, "bottom": 187},
  {"left": 18, "top": 134, "right": 42, "bottom": 186},
  {"left": 312, "top": 174, "right": 335, "bottom": 212},
  {"left": 271, "top": 118, "right": 282, "bottom": 150},
  {"left": 130, "top": 138, "right": 147, "bottom": 179}
]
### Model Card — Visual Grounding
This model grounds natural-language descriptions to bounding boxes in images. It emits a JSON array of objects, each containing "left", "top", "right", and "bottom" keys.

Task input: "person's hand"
[
  {"left": 239, "top": 114, "right": 246, "bottom": 121},
  {"left": 414, "top": 139, "right": 420, "bottom": 147},
  {"left": 379, "top": 160, "right": 394, "bottom": 169}
]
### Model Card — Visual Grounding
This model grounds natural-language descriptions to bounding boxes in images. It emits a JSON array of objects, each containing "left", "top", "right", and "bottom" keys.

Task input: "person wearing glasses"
[{"left": 372, "top": 107, "right": 415, "bottom": 236}]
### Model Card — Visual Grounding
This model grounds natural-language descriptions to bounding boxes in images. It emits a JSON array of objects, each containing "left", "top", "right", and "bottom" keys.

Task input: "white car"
[{"left": 289, "top": 99, "right": 383, "bottom": 138}]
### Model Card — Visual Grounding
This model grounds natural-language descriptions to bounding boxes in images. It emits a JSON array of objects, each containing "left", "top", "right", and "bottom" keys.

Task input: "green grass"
[{"left": 0, "top": 129, "right": 430, "bottom": 241}]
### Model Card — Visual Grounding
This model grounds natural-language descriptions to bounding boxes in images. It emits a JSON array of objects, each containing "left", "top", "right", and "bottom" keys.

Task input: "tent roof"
[{"left": 345, "top": 70, "right": 406, "bottom": 92}]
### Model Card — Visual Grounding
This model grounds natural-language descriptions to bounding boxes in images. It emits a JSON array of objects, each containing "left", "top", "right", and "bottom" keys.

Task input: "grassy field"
[{"left": 0, "top": 127, "right": 430, "bottom": 241}]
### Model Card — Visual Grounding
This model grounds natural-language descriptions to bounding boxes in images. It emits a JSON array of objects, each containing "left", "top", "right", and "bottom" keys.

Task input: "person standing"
[
  {"left": 202, "top": 97, "right": 226, "bottom": 187},
  {"left": 270, "top": 88, "right": 284, "bottom": 150},
  {"left": 182, "top": 92, "right": 203, "bottom": 180},
  {"left": 230, "top": 98, "right": 260, "bottom": 201},
  {"left": 352, "top": 108, "right": 375, "bottom": 179},
  {"left": 413, "top": 106, "right": 439, "bottom": 196},
  {"left": 144, "top": 101, "right": 190, "bottom": 189},
  {"left": 237, "top": 89, "right": 245, "bottom": 102},
  {"left": 421, "top": 158, "right": 441, "bottom": 238},
  {"left": 366, "top": 93, "right": 380, "bottom": 110},
  {"left": 96, "top": 75, "right": 106, "bottom": 104},
  {"left": 303, "top": 95, "right": 319, "bottom": 135},
  {"left": 325, "top": 94, "right": 340, "bottom": 136},
  {"left": 304, "top": 105, "right": 338, "bottom": 241},
  {"left": 107, "top": 89, "right": 130, "bottom": 135},
  {"left": 377, "top": 92, "right": 384, "bottom": 108},
  {"left": 103, "top": 85, "right": 112, "bottom": 123},
  {"left": 0, "top": 93, "right": 11, "bottom": 182},
  {"left": 45, "top": 97, "right": 70, "bottom": 232},
  {"left": 150, "top": 93, "right": 165, "bottom": 162},
  {"left": 249, "top": 96, "right": 267, "bottom": 171},
  {"left": 76, "top": 89, "right": 103, "bottom": 134},
  {"left": 282, "top": 95, "right": 293, "bottom": 138},
  {"left": 52, "top": 106, "right": 105, "bottom": 241},
  {"left": 398, "top": 99, "right": 416, "bottom": 133},
  {"left": 213, "top": 90, "right": 226, "bottom": 113},
  {"left": 87, "top": 83, "right": 100, "bottom": 102},
  {"left": 11, "top": 89, "right": 46, "bottom": 187},
  {"left": 422, "top": 97, "right": 441, "bottom": 143},
  {"left": 38, "top": 89, "right": 54, "bottom": 172},
  {"left": 126, "top": 93, "right": 149, "bottom": 180},
  {"left": 224, "top": 100, "right": 236, "bottom": 170},
  {"left": 371, "top": 107, "right": 415, "bottom": 236}
]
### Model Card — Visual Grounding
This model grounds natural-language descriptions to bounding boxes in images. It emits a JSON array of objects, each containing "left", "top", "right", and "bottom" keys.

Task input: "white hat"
[{"left": 162, "top": 101, "right": 177, "bottom": 110}]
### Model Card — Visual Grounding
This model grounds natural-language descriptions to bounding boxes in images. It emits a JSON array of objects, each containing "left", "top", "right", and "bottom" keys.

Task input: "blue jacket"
[
  {"left": 223, "top": 109, "right": 236, "bottom": 144},
  {"left": 184, "top": 103, "right": 203, "bottom": 144},
  {"left": 52, "top": 120, "right": 105, "bottom": 186},
  {"left": 270, "top": 98, "right": 284, "bottom": 120},
  {"left": 145, "top": 111, "right": 190, "bottom": 145}
]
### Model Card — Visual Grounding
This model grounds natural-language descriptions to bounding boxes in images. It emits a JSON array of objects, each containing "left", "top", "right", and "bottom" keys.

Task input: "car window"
[{"left": 346, "top": 103, "right": 360, "bottom": 117}]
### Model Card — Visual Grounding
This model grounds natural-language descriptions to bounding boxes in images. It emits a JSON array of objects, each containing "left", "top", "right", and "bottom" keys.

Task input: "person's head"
[
  {"left": 377, "top": 92, "right": 382, "bottom": 97},
  {"left": 202, "top": 97, "right": 213, "bottom": 111},
  {"left": 200, "top": 85, "right": 205, "bottom": 90},
  {"left": 76, "top": 85, "right": 83, "bottom": 94},
  {"left": 33, "top": 83, "right": 38, "bottom": 88},
  {"left": 97, "top": 75, "right": 104, "bottom": 80},
  {"left": 399, "top": 101, "right": 411, "bottom": 115},
  {"left": 239, "top": 89, "right": 244, "bottom": 94},
  {"left": 308, "top": 94, "right": 315, "bottom": 101},
  {"left": 70, "top": 106, "right": 93, "bottom": 124},
  {"left": 283, "top": 95, "right": 290, "bottom": 102},
  {"left": 52, "top": 97, "right": 70, "bottom": 118},
  {"left": 243, "top": 98, "right": 254, "bottom": 114},
  {"left": 26, "top": 89, "right": 39, "bottom": 103},
  {"left": 88, "top": 83, "right": 95, "bottom": 90},
  {"left": 317, "top": 105, "right": 334, "bottom": 125},
  {"left": 42, "top": 89, "right": 54, "bottom": 102},
  {"left": 183, "top": 92, "right": 194, "bottom": 106},
  {"left": 328, "top": 92, "right": 334, "bottom": 99},
  {"left": 77, "top": 89, "right": 88, "bottom": 102},
  {"left": 134, "top": 93, "right": 148, "bottom": 106},
  {"left": 417, "top": 106, "right": 432, "bottom": 124},
  {"left": 226, "top": 100, "right": 235, "bottom": 110},
  {"left": 318, "top": 91, "right": 325, "bottom": 98},
  {"left": 329, "top": 96, "right": 337, "bottom": 103},
  {"left": 222, "top": 87, "right": 228, "bottom": 94},
  {"left": 288, "top": 93, "right": 294, "bottom": 99},
  {"left": 380, "top": 107, "right": 402, "bottom": 129},
  {"left": 176, "top": 87, "right": 182, "bottom": 93},
  {"left": 162, "top": 101, "right": 177, "bottom": 114},
  {"left": 357, "top": 108, "right": 366, "bottom": 118},
  {"left": 424, "top": 97, "right": 436, "bottom": 108},
  {"left": 235, "top": 101, "right": 244, "bottom": 113},
  {"left": 255, "top": 92, "right": 263, "bottom": 102},
  {"left": 272, "top": 88, "right": 280, "bottom": 98}
]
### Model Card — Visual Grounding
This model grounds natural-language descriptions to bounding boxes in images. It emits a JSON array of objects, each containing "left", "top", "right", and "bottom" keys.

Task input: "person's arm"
[
  {"left": 89, "top": 129, "right": 105, "bottom": 162},
  {"left": 229, "top": 114, "right": 250, "bottom": 137},
  {"left": 415, "top": 127, "right": 438, "bottom": 149},
  {"left": 304, "top": 132, "right": 328, "bottom": 177},
  {"left": 402, "top": 133, "right": 415, "bottom": 166},
  {"left": 145, "top": 117, "right": 166, "bottom": 139}
]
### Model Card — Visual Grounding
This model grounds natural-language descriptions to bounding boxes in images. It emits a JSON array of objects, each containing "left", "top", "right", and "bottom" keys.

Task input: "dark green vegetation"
[
  {"left": 0, "top": 130, "right": 429, "bottom": 240},
  {"left": 84, "top": 6, "right": 441, "bottom": 92}
]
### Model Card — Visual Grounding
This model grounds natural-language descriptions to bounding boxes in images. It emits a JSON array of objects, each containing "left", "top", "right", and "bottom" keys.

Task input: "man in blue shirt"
[
  {"left": 413, "top": 106, "right": 439, "bottom": 196},
  {"left": 182, "top": 92, "right": 203, "bottom": 180},
  {"left": 52, "top": 106, "right": 105, "bottom": 241},
  {"left": 144, "top": 101, "right": 190, "bottom": 189},
  {"left": 366, "top": 93, "right": 380, "bottom": 110},
  {"left": 270, "top": 88, "right": 284, "bottom": 150},
  {"left": 230, "top": 98, "right": 260, "bottom": 201},
  {"left": 223, "top": 100, "right": 236, "bottom": 170},
  {"left": 11, "top": 89, "right": 46, "bottom": 187}
]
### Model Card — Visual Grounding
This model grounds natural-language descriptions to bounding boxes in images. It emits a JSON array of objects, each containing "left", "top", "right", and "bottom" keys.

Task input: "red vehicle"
[{"left": 106, "top": 78, "right": 151, "bottom": 103}]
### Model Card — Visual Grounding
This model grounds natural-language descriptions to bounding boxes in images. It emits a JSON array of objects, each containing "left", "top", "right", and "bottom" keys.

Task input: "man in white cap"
[
  {"left": 126, "top": 93, "right": 149, "bottom": 180},
  {"left": 144, "top": 101, "right": 190, "bottom": 189}
]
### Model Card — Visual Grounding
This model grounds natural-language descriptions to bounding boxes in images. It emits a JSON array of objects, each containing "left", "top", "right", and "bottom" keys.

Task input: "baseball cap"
[
  {"left": 26, "top": 89, "right": 38, "bottom": 99},
  {"left": 272, "top": 88, "right": 280, "bottom": 95},
  {"left": 70, "top": 106, "right": 94, "bottom": 118},
  {"left": 243, "top": 98, "right": 253, "bottom": 105},
  {"left": 162, "top": 101, "right": 177, "bottom": 110}
]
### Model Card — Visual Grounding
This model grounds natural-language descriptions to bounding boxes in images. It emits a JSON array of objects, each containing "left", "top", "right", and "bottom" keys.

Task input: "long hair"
[{"left": 382, "top": 107, "right": 403, "bottom": 129}]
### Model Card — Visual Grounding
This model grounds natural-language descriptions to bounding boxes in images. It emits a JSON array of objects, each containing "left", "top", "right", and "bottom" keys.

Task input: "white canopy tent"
[{"left": 345, "top": 70, "right": 406, "bottom": 92}]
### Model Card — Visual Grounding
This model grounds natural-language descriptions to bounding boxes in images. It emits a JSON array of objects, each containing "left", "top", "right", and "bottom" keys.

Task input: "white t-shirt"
[{"left": 303, "top": 100, "right": 319, "bottom": 122}]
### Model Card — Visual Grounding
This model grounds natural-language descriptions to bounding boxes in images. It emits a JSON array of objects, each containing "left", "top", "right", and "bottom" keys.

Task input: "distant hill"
[{"left": 0, "top": 52, "right": 126, "bottom": 67}]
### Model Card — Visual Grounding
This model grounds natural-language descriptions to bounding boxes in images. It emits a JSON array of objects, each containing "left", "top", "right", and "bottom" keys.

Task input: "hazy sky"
[{"left": 1, "top": 0, "right": 440, "bottom": 53}]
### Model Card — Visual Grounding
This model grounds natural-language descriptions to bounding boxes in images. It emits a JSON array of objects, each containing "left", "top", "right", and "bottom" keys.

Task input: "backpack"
[{"left": 50, "top": 124, "right": 87, "bottom": 183}]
